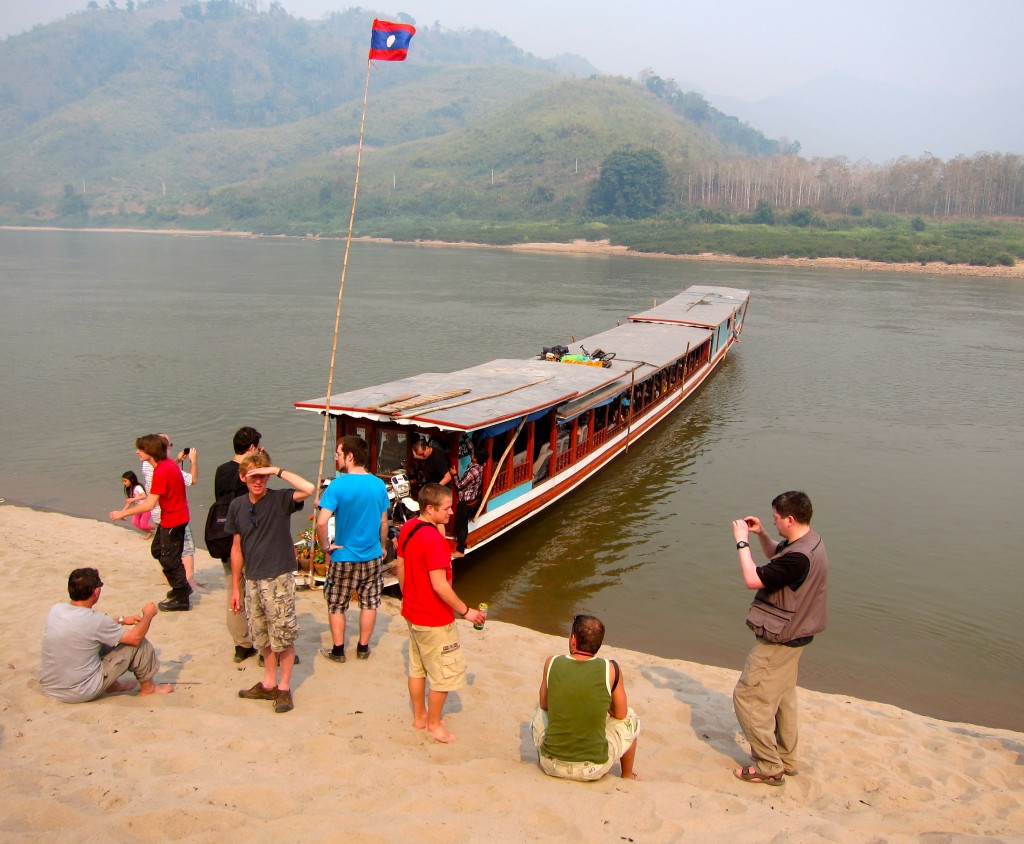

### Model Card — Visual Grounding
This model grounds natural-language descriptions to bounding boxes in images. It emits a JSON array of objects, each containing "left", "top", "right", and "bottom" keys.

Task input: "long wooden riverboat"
[{"left": 295, "top": 285, "right": 750, "bottom": 557}]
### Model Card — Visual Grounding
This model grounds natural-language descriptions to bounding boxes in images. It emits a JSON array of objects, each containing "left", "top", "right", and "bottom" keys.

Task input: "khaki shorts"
[
  {"left": 406, "top": 620, "right": 466, "bottom": 692},
  {"left": 531, "top": 706, "right": 641, "bottom": 782},
  {"left": 245, "top": 573, "right": 298, "bottom": 653}
]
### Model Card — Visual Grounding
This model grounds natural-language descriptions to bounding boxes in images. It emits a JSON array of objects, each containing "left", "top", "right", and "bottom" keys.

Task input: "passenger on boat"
[
  {"left": 531, "top": 614, "right": 641, "bottom": 781},
  {"left": 412, "top": 438, "right": 452, "bottom": 486},
  {"left": 451, "top": 447, "right": 484, "bottom": 558},
  {"left": 316, "top": 436, "right": 390, "bottom": 663}
]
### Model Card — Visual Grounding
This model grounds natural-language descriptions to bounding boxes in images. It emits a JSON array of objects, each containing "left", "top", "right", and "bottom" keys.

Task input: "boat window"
[
  {"left": 376, "top": 429, "right": 407, "bottom": 474},
  {"left": 344, "top": 422, "right": 368, "bottom": 441}
]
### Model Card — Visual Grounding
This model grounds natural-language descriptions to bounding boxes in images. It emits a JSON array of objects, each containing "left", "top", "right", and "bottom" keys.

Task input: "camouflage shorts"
[{"left": 245, "top": 572, "right": 298, "bottom": 652}]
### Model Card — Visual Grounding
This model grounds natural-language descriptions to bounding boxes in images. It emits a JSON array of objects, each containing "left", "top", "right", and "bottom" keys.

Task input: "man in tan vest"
[{"left": 731, "top": 490, "right": 828, "bottom": 786}]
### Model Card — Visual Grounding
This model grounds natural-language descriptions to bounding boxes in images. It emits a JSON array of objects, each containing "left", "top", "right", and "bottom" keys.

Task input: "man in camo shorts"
[{"left": 226, "top": 451, "right": 314, "bottom": 714}]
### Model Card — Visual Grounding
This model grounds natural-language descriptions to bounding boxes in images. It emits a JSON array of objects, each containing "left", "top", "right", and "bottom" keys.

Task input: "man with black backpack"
[{"left": 208, "top": 426, "right": 262, "bottom": 663}]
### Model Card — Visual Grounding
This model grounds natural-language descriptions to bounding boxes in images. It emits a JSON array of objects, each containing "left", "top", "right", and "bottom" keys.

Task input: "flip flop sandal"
[{"left": 734, "top": 765, "right": 784, "bottom": 786}]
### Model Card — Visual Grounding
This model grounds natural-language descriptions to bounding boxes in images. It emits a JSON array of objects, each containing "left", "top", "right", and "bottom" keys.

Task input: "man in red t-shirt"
[
  {"left": 396, "top": 483, "right": 485, "bottom": 743},
  {"left": 110, "top": 433, "right": 192, "bottom": 611}
]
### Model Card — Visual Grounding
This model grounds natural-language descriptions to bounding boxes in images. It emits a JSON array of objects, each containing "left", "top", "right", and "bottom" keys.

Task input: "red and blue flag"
[{"left": 369, "top": 19, "right": 416, "bottom": 61}]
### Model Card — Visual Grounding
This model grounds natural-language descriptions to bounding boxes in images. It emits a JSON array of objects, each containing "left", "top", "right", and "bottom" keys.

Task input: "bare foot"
[
  {"left": 413, "top": 716, "right": 446, "bottom": 729},
  {"left": 107, "top": 679, "right": 136, "bottom": 694},
  {"left": 427, "top": 725, "right": 457, "bottom": 743},
  {"left": 627, "top": 772, "right": 644, "bottom": 781},
  {"left": 142, "top": 532, "right": 153, "bottom": 540},
  {"left": 139, "top": 682, "right": 174, "bottom": 696}
]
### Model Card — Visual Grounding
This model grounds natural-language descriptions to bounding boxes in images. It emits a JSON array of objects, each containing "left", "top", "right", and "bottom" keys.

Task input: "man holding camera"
[{"left": 730, "top": 490, "right": 828, "bottom": 786}]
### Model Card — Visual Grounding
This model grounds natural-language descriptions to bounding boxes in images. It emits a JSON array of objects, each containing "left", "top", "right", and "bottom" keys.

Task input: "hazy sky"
[{"left": 3, "top": 0, "right": 1022, "bottom": 102}]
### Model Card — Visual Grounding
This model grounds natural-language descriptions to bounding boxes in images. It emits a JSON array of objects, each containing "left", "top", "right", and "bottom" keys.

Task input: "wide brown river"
[{"left": 1, "top": 229, "right": 1021, "bottom": 731}]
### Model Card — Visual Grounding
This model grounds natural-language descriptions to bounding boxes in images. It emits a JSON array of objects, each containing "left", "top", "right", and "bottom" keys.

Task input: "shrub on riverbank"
[
  {"left": 609, "top": 218, "right": 1024, "bottom": 266},
  {"left": 11, "top": 208, "right": 1022, "bottom": 269},
  {"left": 353, "top": 213, "right": 1023, "bottom": 267}
]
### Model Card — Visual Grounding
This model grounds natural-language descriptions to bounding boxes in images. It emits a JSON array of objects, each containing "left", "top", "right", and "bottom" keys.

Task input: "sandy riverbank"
[
  {"left": 1, "top": 503, "right": 1021, "bottom": 842},
  {"left": 4, "top": 225, "right": 1023, "bottom": 279}
]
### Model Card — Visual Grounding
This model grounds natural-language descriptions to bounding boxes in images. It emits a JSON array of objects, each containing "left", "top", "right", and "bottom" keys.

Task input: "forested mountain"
[
  {"left": 2, "top": 0, "right": 1021, "bottom": 233},
  {"left": 0, "top": 0, "right": 778, "bottom": 224}
]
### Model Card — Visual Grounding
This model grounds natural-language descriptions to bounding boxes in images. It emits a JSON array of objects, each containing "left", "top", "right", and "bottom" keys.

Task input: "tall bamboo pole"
[{"left": 308, "top": 58, "right": 374, "bottom": 588}]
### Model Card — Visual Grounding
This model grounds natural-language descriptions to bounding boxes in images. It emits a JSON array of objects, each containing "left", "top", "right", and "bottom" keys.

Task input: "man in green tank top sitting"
[{"left": 531, "top": 614, "right": 641, "bottom": 781}]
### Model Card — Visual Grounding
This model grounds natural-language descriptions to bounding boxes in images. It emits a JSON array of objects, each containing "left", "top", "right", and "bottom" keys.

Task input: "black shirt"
[
  {"left": 214, "top": 460, "right": 247, "bottom": 501},
  {"left": 418, "top": 449, "right": 450, "bottom": 485}
]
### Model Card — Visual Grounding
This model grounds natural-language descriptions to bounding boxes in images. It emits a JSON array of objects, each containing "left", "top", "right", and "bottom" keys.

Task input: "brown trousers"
[{"left": 732, "top": 637, "right": 804, "bottom": 777}]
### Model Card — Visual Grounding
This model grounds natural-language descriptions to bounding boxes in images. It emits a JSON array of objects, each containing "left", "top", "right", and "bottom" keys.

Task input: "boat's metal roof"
[
  {"left": 629, "top": 286, "right": 748, "bottom": 327},
  {"left": 296, "top": 286, "right": 749, "bottom": 433}
]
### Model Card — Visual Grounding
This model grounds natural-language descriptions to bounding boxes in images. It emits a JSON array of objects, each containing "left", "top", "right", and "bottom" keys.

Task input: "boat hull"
[{"left": 462, "top": 339, "right": 734, "bottom": 552}]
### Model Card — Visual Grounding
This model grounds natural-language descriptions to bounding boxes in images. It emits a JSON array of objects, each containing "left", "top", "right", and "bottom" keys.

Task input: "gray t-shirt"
[
  {"left": 225, "top": 487, "right": 303, "bottom": 581},
  {"left": 39, "top": 603, "right": 123, "bottom": 703}
]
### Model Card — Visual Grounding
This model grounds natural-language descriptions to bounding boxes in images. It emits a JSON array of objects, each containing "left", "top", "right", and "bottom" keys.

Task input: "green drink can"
[{"left": 474, "top": 602, "right": 488, "bottom": 630}]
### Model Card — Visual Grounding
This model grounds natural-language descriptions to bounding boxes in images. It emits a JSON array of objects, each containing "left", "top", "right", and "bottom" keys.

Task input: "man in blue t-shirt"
[{"left": 316, "top": 436, "right": 390, "bottom": 663}]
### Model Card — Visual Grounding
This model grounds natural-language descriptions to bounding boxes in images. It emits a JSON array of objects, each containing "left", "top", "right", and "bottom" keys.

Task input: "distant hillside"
[
  {"left": 207, "top": 75, "right": 728, "bottom": 233},
  {"left": 0, "top": 1, "right": 589, "bottom": 207},
  {"left": 0, "top": 0, "right": 776, "bottom": 224}
]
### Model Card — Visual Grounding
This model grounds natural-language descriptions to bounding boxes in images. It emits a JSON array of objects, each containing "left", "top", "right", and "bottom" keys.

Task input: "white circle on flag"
[{"left": 386, "top": 34, "right": 396, "bottom": 48}]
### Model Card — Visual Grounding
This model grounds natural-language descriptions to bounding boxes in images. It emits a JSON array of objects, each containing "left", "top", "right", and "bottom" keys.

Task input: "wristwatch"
[{"left": 736, "top": 541, "right": 750, "bottom": 550}]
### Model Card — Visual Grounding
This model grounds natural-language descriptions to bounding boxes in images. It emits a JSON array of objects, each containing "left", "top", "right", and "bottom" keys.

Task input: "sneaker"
[
  {"left": 157, "top": 597, "right": 190, "bottom": 612},
  {"left": 319, "top": 646, "right": 346, "bottom": 663},
  {"left": 233, "top": 645, "right": 258, "bottom": 663},
  {"left": 356, "top": 643, "right": 370, "bottom": 660},
  {"left": 238, "top": 682, "right": 277, "bottom": 701}
]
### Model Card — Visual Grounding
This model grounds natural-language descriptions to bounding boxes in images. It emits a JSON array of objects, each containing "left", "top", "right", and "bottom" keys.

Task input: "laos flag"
[{"left": 369, "top": 19, "right": 416, "bottom": 61}]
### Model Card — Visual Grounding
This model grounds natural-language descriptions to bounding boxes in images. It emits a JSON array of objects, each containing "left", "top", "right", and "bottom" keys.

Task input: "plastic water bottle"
[{"left": 474, "top": 602, "right": 488, "bottom": 630}]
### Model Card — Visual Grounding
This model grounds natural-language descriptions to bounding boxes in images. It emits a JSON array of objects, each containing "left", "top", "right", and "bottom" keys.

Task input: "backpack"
[{"left": 204, "top": 493, "right": 234, "bottom": 559}]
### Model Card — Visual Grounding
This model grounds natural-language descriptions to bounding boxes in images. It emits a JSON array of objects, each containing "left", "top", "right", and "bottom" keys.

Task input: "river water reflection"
[{"left": 1, "top": 229, "right": 1021, "bottom": 731}]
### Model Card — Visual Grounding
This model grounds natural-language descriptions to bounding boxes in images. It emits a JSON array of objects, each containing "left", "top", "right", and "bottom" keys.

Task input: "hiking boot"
[
  {"left": 319, "top": 646, "right": 346, "bottom": 663},
  {"left": 157, "top": 597, "right": 190, "bottom": 612},
  {"left": 274, "top": 688, "right": 294, "bottom": 714},
  {"left": 356, "top": 643, "right": 370, "bottom": 660},
  {"left": 238, "top": 682, "right": 277, "bottom": 701},
  {"left": 233, "top": 645, "right": 258, "bottom": 663}
]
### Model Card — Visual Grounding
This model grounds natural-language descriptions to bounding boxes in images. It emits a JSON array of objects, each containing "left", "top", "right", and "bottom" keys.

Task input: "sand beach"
[{"left": 1, "top": 503, "right": 1021, "bottom": 842}]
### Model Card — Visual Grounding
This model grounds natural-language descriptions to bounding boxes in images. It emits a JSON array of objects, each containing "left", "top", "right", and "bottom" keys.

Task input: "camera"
[{"left": 182, "top": 447, "right": 191, "bottom": 457}]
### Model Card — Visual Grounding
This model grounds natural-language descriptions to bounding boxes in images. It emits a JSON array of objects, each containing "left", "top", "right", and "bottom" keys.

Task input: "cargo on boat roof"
[{"left": 295, "top": 287, "right": 747, "bottom": 433}]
